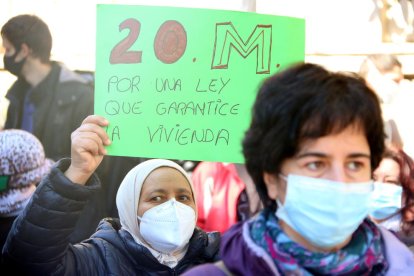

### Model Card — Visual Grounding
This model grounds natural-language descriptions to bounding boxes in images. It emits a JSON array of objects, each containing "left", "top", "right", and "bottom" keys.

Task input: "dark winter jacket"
[
  {"left": 3, "top": 62, "right": 110, "bottom": 243},
  {"left": 2, "top": 159, "right": 220, "bottom": 275},
  {"left": 4, "top": 61, "right": 94, "bottom": 161}
]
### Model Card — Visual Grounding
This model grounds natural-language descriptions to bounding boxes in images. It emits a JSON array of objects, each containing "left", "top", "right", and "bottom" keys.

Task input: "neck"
[
  {"left": 279, "top": 219, "right": 351, "bottom": 253},
  {"left": 22, "top": 58, "right": 52, "bottom": 87}
]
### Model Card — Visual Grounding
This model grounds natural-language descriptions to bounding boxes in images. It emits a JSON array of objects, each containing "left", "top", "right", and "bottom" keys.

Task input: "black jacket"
[
  {"left": 5, "top": 62, "right": 94, "bottom": 161},
  {"left": 2, "top": 159, "right": 220, "bottom": 275},
  {"left": 3, "top": 63, "right": 110, "bottom": 243}
]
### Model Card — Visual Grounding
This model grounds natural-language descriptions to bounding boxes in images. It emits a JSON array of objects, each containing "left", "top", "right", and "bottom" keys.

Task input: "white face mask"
[{"left": 138, "top": 198, "right": 196, "bottom": 253}]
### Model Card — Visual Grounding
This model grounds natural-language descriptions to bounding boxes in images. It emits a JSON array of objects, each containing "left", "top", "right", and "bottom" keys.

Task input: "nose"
[{"left": 325, "top": 164, "right": 348, "bottom": 183}]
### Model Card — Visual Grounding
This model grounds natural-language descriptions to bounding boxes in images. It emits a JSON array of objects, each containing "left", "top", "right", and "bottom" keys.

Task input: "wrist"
[{"left": 64, "top": 165, "right": 93, "bottom": 185}]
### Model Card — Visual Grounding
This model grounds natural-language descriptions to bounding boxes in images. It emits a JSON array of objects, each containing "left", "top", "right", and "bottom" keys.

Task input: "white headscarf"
[{"left": 116, "top": 159, "right": 196, "bottom": 268}]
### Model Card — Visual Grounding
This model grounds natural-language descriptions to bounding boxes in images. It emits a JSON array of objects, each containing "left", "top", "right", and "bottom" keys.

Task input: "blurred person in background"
[
  {"left": 359, "top": 53, "right": 414, "bottom": 156},
  {"left": 1, "top": 14, "right": 93, "bottom": 161},
  {"left": 370, "top": 147, "right": 414, "bottom": 252},
  {"left": 0, "top": 129, "right": 53, "bottom": 250},
  {"left": 2, "top": 115, "right": 220, "bottom": 275},
  {"left": 192, "top": 162, "right": 262, "bottom": 234},
  {"left": 183, "top": 63, "right": 414, "bottom": 275},
  {"left": 1, "top": 14, "right": 111, "bottom": 243},
  {"left": 359, "top": 54, "right": 404, "bottom": 105}
]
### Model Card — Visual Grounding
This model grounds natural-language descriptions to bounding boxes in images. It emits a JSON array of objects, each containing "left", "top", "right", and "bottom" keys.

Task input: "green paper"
[{"left": 95, "top": 4, "right": 305, "bottom": 163}]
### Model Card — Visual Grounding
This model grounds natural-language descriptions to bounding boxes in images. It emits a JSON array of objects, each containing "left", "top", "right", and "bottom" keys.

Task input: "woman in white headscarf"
[
  {"left": 117, "top": 158, "right": 203, "bottom": 268},
  {"left": 2, "top": 115, "right": 220, "bottom": 275}
]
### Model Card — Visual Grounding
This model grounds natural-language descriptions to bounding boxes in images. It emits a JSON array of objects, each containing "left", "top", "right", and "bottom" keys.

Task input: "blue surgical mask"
[
  {"left": 369, "top": 182, "right": 402, "bottom": 220},
  {"left": 276, "top": 174, "right": 374, "bottom": 248},
  {"left": 379, "top": 213, "right": 401, "bottom": 232}
]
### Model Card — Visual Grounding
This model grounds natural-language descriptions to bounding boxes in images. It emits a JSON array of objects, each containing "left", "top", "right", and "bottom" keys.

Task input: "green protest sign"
[{"left": 95, "top": 4, "right": 305, "bottom": 163}]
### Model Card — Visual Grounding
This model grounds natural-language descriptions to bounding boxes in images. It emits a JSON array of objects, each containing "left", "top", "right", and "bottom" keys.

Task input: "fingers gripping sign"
[{"left": 65, "top": 115, "right": 112, "bottom": 185}]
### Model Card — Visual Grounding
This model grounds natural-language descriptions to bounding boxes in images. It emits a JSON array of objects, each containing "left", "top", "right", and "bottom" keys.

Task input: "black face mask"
[{"left": 3, "top": 47, "right": 26, "bottom": 77}]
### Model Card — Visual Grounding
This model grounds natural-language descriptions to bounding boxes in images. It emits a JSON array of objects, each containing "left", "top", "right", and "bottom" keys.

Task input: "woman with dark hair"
[
  {"left": 371, "top": 148, "right": 414, "bottom": 250},
  {"left": 183, "top": 63, "right": 414, "bottom": 275}
]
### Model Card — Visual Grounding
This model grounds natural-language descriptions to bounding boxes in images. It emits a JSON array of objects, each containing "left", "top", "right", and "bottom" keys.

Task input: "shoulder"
[
  {"left": 80, "top": 218, "right": 127, "bottom": 258},
  {"left": 54, "top": 63, "right": 93, "bottom": 97},
  {"left": 92, "top": 218, "right": 122, "bottom": 239},
  {"left": 5, "top": 78, "right": 29, "bottom": 100},
  {"left": 219, "top": 218, "right": 280, "bottom": 275},
  {"left": 57, "top": 63, "right": 91, "bottom": 85},
  {"left": 188, "top": 228, "right": 221, "bottom": 259},
  {"left": 378, "top": 226, "right": 414, "bottom": 274},
  {"left": 182, "top": 263, "right": 227, "bottom": 276}
]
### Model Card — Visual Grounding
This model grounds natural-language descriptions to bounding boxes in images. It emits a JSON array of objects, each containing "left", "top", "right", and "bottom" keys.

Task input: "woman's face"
[
  {"left": 264, "top": 124, "right": 372, "bottom": 203},
  {"left": 263, "top": 124, "right": 371, "bottom": 252},
  {"left": 373, "top": 158, "right": 400, "bottom": 186},
  {"left": 137, "top": 167, "right": 196, "bottom": 217},
  {"left": 370, "top": 158, "right": 402, "bottom": 223}
]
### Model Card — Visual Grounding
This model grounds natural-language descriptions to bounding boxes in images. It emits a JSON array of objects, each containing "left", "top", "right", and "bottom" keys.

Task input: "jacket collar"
[{"left": 5, "top": 62, "right": 60, "bottom": 104}]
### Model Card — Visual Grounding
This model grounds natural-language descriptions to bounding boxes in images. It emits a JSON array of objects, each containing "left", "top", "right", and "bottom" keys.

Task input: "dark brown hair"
[
  {"left": 1, "top": 14, "right": 52, "bottom": 63},
  {"left": 243, "top": 63, "right": 385, "bottom": 210},
  {"left": 382, "top": 148, "right": 414, "bottom": 234}
]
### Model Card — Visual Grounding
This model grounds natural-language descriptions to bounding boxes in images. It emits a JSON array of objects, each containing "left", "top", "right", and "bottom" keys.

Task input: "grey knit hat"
[{"left": 0, "top": 129, "right": 54, "bottom": 217}]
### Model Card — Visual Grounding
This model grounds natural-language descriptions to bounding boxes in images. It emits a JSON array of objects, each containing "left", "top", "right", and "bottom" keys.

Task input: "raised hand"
[{"left": 64, "top": 115, "right": 111, "bottom": 185}]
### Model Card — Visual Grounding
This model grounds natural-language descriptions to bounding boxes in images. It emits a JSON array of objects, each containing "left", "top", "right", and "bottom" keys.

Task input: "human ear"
[
  {"left": 16, "top": 43, "right": 30, "bottom": 61},
  {"left": 263, "top": 172, "right": 279, "bottom": 200}
]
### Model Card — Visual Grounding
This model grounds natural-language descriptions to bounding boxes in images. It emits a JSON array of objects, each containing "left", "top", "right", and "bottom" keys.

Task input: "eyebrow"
[
  {"left": 383, "top": 175, "right": 399, "bottom": 179},
  {"left": 296, "top": 152, "right": 371, "bottom": 159},
  {"left": 148, "top": 188, "right": 193, "bottom": 194},
  {"left": 176, "top": 188, "right": 193, "bottom": 195},
  {"left": 149, "top": 189, "right": 167, "bottom": 194}
]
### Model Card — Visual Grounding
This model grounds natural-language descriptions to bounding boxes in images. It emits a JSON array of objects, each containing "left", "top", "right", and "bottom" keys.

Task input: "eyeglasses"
[{"left": 0, "top": 175, "right": 11, "bottom": 193}]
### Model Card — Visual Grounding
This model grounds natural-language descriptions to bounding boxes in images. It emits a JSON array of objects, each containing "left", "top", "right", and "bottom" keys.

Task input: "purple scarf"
[{"left": 250, "top": 209, "right": 388, "bottom": 275}]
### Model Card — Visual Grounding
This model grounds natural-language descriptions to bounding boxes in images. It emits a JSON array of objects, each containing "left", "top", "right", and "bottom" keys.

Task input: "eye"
[
  {"left": 150, "top": 196, "right": 163, "bottom": 202},
  {"left": 305, "top": 161, "right": 325, "bottom": 171},
  {"left": 384, "top": 178, "right": 400, "bottom": 185},
  {"left": 177, "top": 195, "right": 191, "bottom": 202},
  {"left": 347, "top": 161, "right": 364, "bottom": 171}
]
